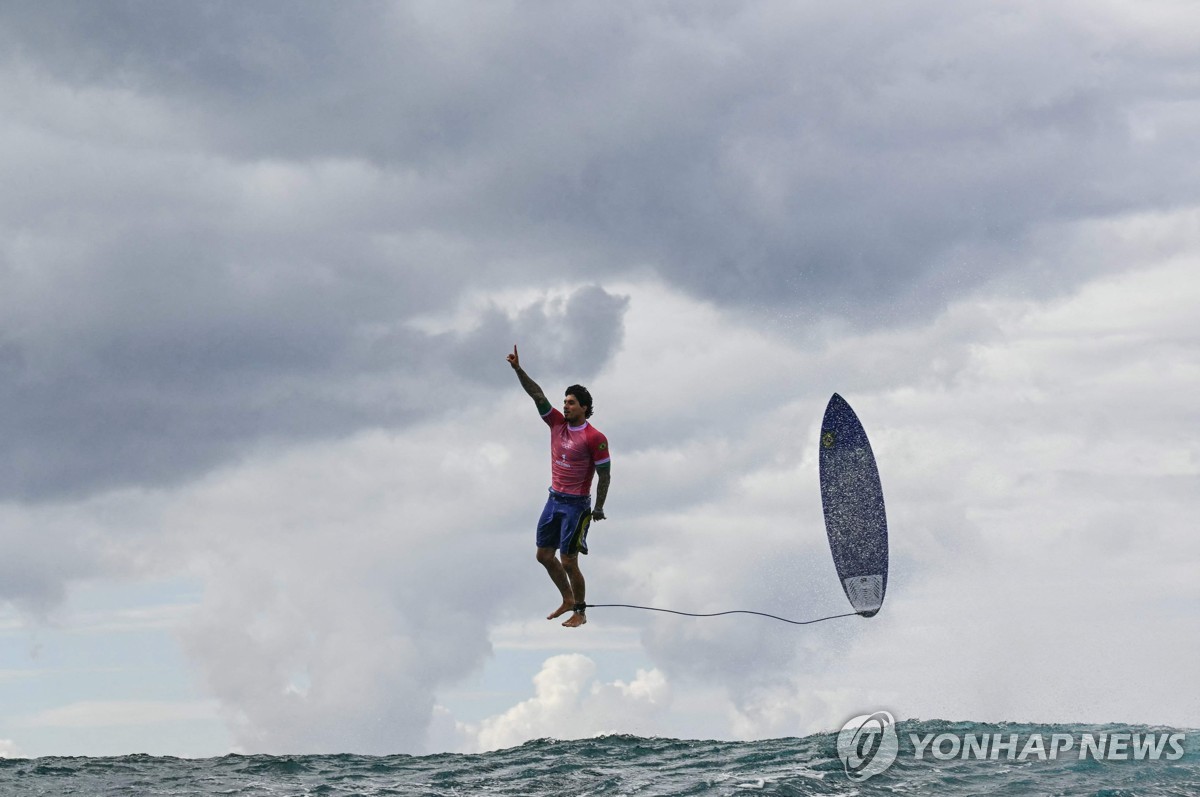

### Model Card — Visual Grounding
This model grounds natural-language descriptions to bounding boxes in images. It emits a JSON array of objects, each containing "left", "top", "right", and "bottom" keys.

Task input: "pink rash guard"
[{"left": 541, "top": 407, "right": 610, "bottom": 497}]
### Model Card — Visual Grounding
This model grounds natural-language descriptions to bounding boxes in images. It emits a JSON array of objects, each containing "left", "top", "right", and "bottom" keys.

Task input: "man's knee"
[
  {"left": 536, "top": 547, "right": 557, "bottom": 565},
  {"left": 560, "top": 553, "right": 579, "bottom": 573}
]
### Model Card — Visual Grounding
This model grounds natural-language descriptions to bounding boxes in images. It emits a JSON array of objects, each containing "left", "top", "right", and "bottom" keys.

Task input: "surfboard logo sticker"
[{"left": 821, "top": 430, "right": 835, "bottom": 449}]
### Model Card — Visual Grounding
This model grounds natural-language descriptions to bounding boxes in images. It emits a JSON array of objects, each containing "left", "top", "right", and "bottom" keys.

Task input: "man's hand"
[
  {"left": 591, "top": 509, "right": 606, "bottom": 522},
  {"left": 510, "top": 345, "right": 549, "bottom": 407}
]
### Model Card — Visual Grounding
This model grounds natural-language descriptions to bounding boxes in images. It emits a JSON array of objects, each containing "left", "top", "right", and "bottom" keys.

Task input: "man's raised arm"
[{"left": 507, "top": 345, "right": 552, "bottom": 414}]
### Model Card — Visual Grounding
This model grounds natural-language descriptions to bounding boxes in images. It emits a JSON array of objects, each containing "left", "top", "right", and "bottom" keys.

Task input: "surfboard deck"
[{"left": 819, "top": 393, "right": 888, "bottom": 617}]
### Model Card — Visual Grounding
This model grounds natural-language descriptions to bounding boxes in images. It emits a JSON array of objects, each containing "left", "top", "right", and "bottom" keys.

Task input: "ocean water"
[{"left": 1, "top": 721, "right": 1196, "bottom": 796}]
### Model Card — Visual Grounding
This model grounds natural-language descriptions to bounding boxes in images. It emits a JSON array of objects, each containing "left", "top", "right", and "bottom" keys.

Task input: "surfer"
[{"left": 507, "top": 344, "right": 610, "bottom": 628}]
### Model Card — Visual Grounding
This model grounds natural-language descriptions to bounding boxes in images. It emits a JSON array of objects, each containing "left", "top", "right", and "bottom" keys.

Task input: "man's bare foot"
[
  {"left": 562, "top": 611, "right": 587, "bottom": 628},
  {"left": 547, "top": 601, "right": 574, "bottom": 620}
]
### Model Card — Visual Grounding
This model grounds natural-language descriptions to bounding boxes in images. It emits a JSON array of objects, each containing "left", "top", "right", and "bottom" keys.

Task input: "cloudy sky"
[{"left": 1, "top": 1, "right": 1198, "bottom": 758}]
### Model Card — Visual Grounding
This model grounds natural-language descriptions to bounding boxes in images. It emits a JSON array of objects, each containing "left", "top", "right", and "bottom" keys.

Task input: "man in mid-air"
[{"left": 507, "top": 345, "right": 610, "bottom": 628}]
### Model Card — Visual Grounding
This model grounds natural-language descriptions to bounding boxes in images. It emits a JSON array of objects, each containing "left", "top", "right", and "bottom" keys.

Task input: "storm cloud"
[{"left": 4, "top": 1, "right": 1198, "bottom": 500}]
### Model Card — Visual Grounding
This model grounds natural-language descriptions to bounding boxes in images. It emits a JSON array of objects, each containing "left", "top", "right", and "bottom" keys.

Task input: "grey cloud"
[
  {"left": 2, "top": 1, "right": 647, "bottom": 501},
  {"left": 442, "top": 285, "right": 630, "bottom": 386},
  {"left": 8, "top": 1, "right": 1196, "bottom": 324},
  {"left": 0, "top": 264, "right": 627, "bottom": 500},
  {"left": 0, "top": 510, "right": 113, "bottom": 615},
  {"left": 0, "top": 542, "right": 71, "bottom": 616}
]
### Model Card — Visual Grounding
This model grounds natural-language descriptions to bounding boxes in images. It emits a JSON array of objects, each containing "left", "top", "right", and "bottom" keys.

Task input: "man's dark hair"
[{"left": 565, "top": 384, "right": 594, "bottom": 419}]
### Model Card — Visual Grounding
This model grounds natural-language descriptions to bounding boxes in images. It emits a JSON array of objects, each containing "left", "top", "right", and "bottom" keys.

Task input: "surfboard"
[{"left": 819, "top": 393, "right": 888, "bottom": 617}]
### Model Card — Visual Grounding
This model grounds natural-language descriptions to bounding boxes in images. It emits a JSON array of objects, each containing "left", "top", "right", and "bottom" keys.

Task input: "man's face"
[{"left": 563, "top": 394, "right": 587, "bottom": 424}]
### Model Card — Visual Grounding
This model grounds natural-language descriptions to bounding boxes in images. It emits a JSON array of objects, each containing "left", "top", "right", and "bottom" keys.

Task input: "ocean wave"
[{"left": 0, "top": 721, "right": 1195, "bottom": 796}]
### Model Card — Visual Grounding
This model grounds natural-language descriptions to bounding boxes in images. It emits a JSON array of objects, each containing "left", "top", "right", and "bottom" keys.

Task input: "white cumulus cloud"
[{"left": 458, "top": 654, "right": 671, "bottom": 753}]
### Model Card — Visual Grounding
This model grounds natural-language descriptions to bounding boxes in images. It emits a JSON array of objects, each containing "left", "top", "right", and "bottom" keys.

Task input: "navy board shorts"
[{"left": 536, "top": 489, "right": 592, "bottom": 556}]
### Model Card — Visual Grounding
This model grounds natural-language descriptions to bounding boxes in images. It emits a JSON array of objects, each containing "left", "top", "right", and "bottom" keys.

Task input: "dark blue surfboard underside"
[{"left": 819, "top": 393, "right": 888, "bottom": 617}]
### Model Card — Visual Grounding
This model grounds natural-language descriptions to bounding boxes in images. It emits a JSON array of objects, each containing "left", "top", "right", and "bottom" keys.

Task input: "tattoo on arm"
[
  {"left": 595, "top": 466, "right": 610, "bottom": 512},
  {"left": 514, "top": 367, "right": 548, "bottom": 409}
]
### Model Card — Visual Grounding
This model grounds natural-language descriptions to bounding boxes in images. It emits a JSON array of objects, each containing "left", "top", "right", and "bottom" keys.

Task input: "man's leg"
[
  {"left": 536, "top": 547, "right": 575, "bottom": 619},
  {"left": 560, "top": 553, "right": 586, "bottom": 627}
]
